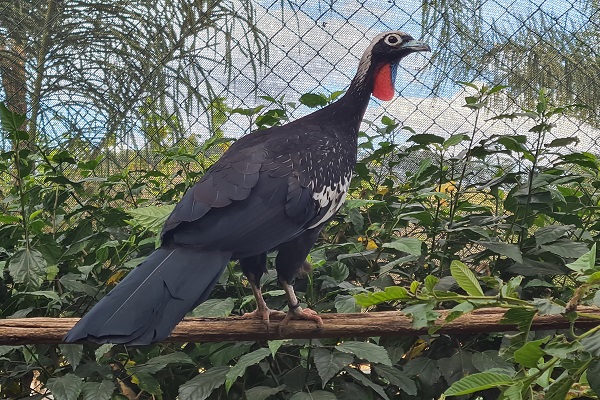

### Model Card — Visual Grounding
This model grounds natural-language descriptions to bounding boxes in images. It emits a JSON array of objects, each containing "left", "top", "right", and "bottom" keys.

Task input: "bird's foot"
[
  {"left": 279, "top": 304, "right": 324, "bottom": 334},
  {"left": 242, "top": 307, "right": 286, "bottom": 326}
]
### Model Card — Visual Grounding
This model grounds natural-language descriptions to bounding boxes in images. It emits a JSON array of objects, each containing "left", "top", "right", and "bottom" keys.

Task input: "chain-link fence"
[{"left": 0, "top": 0, "right": 598, "bottom": 173}]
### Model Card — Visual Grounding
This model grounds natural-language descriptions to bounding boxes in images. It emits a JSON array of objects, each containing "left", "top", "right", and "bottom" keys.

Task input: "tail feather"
[{"left": 64, "top": 247, "right": 231, "bottom": 345}]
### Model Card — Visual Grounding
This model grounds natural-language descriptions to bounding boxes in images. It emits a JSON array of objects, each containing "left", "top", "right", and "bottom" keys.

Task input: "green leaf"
[
  {"left": 0, "top": 213, "right": 21, "bottom": 223},
  {"left": 290, "top": 391, "right": 337, "bottom": 400},
  {"left": 559, "top": 152, "right": 598, "bottom": 170},
  {"left": 179, "top": 366, "right": 229, "bottom": 400},
  {"left": 344, "top": 207, "right": 364, "bottom": 230},
  {"left": 443, "top": 133, "right": 469, "bottom": 149},
  {"left": 501, "top": 276, "right": 523, "bottom": 298},
  {"left": 403, "top": 302, "right": 439, "bottom": 329},
  {"left": 191, "top": 298, "right": 235, "bottom": 317},
  {"left": 450, "top": 260, "right": 483, "bottom": 296},
  {"left": 500, "top": 308, "right": 536, "bottom": 333},
  {"left": 382, "top": 237, "right": 422, "bottom": 256},
  {"left": 125, "top": 204, "right": 175, "bottom": 233},
  {"left": 46, "top": 373, "right": 84, "bottom": 400},
  {"left": 210, "top": 342, "right": 254, "bottom": 366},
  {"left": 409, "top": 133, "right": 445, "bottom": 145},
  {"left": 531, "top": 298, "right": 565, "bottom": 315},
  {"left": 496, "top": 135, "right": 529, "bottom": 154},
  {"left": 299, "top": 93, "right": 328, "bottom": 108},
  {"left": 424, "top": 275, "right": 439, "bottom": 293},
  {"left": 0, "top": 102, "right": 27, "bottom": 133},
  {"left": 546, "top": 137, "right": 579, "bottom": 148},
  {"left": 478, "top": 241, "right": 523, "bottom": 263},
  {"left": 334, "top": 294, "right": 359, "bottom": 313},
  {"left": 543, "top": 341, "right": 582, "bottom": 358},
  {"left": 335, "top": 341, "right": 392, "bottom": 366},
  {"left": 8, "top": 247, "right": 47, "bottom": 289},
  {"left": 354, "top": 286, "right": 410, "bottom": 307},
  {"left": 226, "top": 348, "right": 271, "bottom": 391},
  {"left": 444, "top": 372, "right": 514, "bottom": 396},
  {"left": 133, "top": 372, "right": 161, "bottom": 396},
  {"left": 587, "top": 359, "right": 600, "bottom": 395},
  {"left": 268, "top": 340, "right": 285, "bottom": 357},
  {"left": 456, "top": 80, "right": 480, "bottom": 90},
  {"left": 404, "top": 358, "right": 441, "bottom": 383},
  {"left": 499, "top": 382, "right": 524, "bottom": 400},
  {"left": 24, "top": 290, "right": 61, "bottom": 302},
  {"left": 132, "top": 352, "right": 194, "bottom": 374},
  {"left": 586, "top": 271, "right": 600, "bottom": 284},
  {"left": 513, "top": 338, "right": 549, "bottom": 368},
  {"left": 313, "top": 348, "right": 353, "bottom": 387},
  {"left": 581, "top": 330, "right": 600, "bottom": 357},
  {"left": 545, "top": 375, "right": 576, "bottom": 400},
  {"left": 245, "top": 385, "right": 286, "bottom": 400},
  {"left": 94, "top": 344, "right": 113, "bottom": 361},
  {"left": 0, "top": 346, "right": 17, "bottom": 357},
  {"left": 373, "top": 364, "right": 417, "bottom": 395},
  {"left": 331, "top": 261, "right": 349, "bottom": 282},
  {"left": 343, "top": 199, "right": 385, "bottom": 210},
  {"left": 487, "top": 84, "right": 508, "bottom": 95},
  {"left": 566, "top": 243, "right": 596, "bottom": 273},
  {"left": 445, "top": 301, "right": 474, "bottom": 323},
  {"left": 471, "top": 350, "right": 515, "bottom": 373},
  {"left": 59, "top": 344, "right": 83, "bottom": 371},
  {"left": 540, "top": 239, "right": 589, "bottom": 259},
  {"left": 345, "top": 367, "right": 389, "bottom": 400},
  {"left": 81, "top": 380, "right": 115, "bottom": 400}
]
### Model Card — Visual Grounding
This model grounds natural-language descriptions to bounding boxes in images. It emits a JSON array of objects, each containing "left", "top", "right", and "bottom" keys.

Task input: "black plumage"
[{"left": 64, "top": 31, "right": 430, "bottom": 344}]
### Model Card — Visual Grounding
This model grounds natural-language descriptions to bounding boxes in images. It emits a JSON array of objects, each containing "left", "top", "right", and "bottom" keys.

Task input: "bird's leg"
[
  {"left": 242, "top": 278, "right": 285, "bottom": 324},
  {"left": 240, "top": 255, "right": 285, "bottom": 325},
  {"left": 279, "top": 280, "right": 323, "bottom": 331}
]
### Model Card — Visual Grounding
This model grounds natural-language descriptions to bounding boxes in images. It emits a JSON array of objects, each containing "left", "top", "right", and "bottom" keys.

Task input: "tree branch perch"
[{"left": 1, "top": 307, "right": 598, "bottom": 345}]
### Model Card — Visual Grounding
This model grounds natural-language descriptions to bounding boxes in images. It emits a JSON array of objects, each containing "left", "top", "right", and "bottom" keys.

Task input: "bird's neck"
[
  {"left": 320, "top": 54, "right": 378, "bottom": 130},
  {"left": 307, "top": 74, "right": 373, "bottom": 139}
]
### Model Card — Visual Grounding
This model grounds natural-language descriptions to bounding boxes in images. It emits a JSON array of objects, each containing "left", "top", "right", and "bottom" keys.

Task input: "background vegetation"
[
  {"left": 1, "top": 0, "right": 600, "bottom": 399},
  {"left": 1, "top": 84, "right": 600, "bottom": 399}
]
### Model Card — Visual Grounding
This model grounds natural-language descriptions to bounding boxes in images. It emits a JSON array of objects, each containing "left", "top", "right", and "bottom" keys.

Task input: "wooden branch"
[{"left": 1, "top": 306, "right": 599, "bottom": 345}]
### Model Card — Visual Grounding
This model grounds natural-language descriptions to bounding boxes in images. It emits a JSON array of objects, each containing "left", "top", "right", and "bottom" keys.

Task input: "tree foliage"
[
  {"left": 0, "top": 0, "right": 267, "bottom": 151},
  {"left": 422, "top": 0, "right": 600, "bottom": 126}
]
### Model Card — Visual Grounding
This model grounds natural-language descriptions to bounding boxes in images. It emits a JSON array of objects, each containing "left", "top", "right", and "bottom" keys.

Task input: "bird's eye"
[{"left": 384, "top": 34, "right": 401, "bottom": 46}]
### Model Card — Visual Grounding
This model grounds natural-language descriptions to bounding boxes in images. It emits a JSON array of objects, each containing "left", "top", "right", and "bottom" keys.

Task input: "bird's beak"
[{"left": 400, "top": 39, "right": 431, "bottom": 53}]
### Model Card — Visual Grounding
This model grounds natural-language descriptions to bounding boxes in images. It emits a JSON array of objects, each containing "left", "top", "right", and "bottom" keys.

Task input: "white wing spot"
[{"left": 309, "top": 173, "right": 352, "bottom": 228}]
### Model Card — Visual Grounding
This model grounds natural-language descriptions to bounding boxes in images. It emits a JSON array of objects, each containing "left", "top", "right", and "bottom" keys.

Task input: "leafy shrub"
[{"left": 0, "top": 85, "right": 599, "bottom": 399}]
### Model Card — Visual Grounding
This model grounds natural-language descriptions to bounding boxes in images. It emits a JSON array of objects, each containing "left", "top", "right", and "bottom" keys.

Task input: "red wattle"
[{"left": 372, "top": 63, "right": 395, "bottom": 101}]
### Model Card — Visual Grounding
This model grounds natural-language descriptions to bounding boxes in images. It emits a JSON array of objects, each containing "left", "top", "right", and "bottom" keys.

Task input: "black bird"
[{"left": 64, "top": 31, "right": 430, "bottom": 345}]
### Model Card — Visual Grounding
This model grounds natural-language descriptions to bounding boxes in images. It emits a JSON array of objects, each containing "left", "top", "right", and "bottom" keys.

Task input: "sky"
[
  {"left": 198, "top": 0, "right": 597, "bottom": 153},
  {"left": 2, "top": 0, "right": 596, "bottom": 155}
]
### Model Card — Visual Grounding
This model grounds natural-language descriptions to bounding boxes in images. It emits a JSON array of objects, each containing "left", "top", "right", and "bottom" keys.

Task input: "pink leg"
[
  {"left": 242, "top": 280, "right": 285, "bottom": 324},
  {"left": 279, "top": 281, "right": 323, "bottom": 333}
]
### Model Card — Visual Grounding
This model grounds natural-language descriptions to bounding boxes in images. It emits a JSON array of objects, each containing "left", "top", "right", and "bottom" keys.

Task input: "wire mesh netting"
[{"left": 0, "top": 0, "right": 598, "bottom": 174}]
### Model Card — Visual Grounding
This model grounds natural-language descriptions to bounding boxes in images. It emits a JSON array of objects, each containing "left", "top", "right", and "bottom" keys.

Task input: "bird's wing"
[
  {"left": 160, "top": 131, "right": 320, "bottom": 257},
  {"left": 161, "top": 141, "right": 268, "bottom": 234}
]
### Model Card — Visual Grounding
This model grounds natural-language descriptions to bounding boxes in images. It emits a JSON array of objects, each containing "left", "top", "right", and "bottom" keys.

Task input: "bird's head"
[{"left": 360, "top": 31, "right": 431, "bottom": 101}]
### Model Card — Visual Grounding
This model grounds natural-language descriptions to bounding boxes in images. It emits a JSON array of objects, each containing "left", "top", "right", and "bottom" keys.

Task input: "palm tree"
[
  {"left": 0, "top": 0, "right": 267, "bottom": 158},
  {"left": 421, "top": 0, "right": 599, "bottom": 126}
]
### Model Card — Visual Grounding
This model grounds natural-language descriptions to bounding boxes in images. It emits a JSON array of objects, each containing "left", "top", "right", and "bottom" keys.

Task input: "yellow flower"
[
  {"left": 106, "top": 270, "right": 127, "bottom": 286},
  {"left": 358, "top": 236, "right": 378, "bottom": 250},
  {"left": 376, "top": 186, "right": 389, "bottom": 195},
  {"left": 436, "top": 181, "right": 457, "bottom": 193}
]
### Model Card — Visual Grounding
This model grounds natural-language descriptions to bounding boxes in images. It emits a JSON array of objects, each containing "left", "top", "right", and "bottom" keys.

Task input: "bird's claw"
[
  {"left": 242, "top": 308, "right": 286, "bottom": 329},
  {"left": 278, "top": 306, "right": 324, "bottom": 334}
]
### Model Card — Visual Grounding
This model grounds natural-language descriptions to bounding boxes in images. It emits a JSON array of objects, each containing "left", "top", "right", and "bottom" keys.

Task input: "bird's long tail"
[{"left": 64, "top": 247, "right": 231, "bottom": 345}]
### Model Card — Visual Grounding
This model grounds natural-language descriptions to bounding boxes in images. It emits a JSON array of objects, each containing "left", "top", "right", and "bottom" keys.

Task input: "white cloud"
[{"left": 366, "top": 85, "right": 598, "bottom": 153}]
